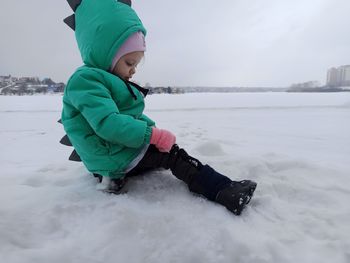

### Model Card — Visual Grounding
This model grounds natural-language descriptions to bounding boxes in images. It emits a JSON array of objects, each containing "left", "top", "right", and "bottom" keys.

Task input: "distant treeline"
[{"left": 0, "top": 76, "right": 65, "bottom": 95}]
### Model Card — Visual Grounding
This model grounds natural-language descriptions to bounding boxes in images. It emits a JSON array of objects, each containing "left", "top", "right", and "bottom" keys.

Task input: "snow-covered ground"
[{"left": 0, "top": 93, "right": 349, "bottom": 263}]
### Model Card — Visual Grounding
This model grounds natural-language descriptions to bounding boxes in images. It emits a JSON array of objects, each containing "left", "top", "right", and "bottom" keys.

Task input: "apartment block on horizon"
[{"left": 327, "top": 65, "right": 350, "bottom": 87}]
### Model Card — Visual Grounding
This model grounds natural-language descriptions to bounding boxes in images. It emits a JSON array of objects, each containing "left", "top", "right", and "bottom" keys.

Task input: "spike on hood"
[{"left": 74, "top": 0, "right": 146, "bottom": 70}]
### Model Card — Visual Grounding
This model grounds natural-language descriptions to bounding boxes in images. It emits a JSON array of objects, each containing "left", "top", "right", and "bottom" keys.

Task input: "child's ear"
[{"left": 118, "top": 0, "right": 132, "bottom": 6}]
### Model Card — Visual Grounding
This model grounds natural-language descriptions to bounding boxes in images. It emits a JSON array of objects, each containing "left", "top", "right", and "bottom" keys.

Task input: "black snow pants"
[{"left": 126, "top": 144, "right": 232, "bottom": 201}]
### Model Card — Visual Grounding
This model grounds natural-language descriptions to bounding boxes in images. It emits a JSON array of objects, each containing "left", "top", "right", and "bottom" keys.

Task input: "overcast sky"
[{"left": 1, "top": 0, "right": 349, "bottom": 87}]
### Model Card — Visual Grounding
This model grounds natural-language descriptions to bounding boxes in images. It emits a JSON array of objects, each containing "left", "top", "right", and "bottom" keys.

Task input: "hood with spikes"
[{"left": 66, "top": 0, "right": 146, "bottom": 70}]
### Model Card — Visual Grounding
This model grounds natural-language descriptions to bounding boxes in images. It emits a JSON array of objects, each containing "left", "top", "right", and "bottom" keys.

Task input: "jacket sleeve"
[
  {"left": 67, "top": 73, "right": 152, "bottom": 148},
  {"left": 139, "top": 113, "right": 156, "bottom": 127}
]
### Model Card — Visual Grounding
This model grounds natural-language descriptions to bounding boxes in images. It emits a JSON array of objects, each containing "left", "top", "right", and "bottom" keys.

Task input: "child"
[{"left": 61, "top": 0, "right": 257, "bottom": 215}]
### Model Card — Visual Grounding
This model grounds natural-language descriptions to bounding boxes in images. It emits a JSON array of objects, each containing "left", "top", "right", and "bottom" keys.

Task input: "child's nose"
[{"left": 130, "top": 67, "right": 136, "bottom": 75}]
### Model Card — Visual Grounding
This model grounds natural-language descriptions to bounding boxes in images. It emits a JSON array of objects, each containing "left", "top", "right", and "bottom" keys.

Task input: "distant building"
[
  {"left": 327, "top": 65, "right": 350, "bottom": 87},
  {"left": 338, "top": 65, "right": 350, "bottom": 86},
  {"left": 327, "top": 68, "right": 338, "bottom": 87}
]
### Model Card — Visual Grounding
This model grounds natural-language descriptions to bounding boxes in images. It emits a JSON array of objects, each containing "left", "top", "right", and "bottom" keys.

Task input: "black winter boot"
[
  {"left": 215, "top": 180, "right": 257, "bottom": 215},
  {"left": 190, "top": 164, "right": 257, "bottom": 215},
  {"left": 97, "top": 176, "right": 128, "bottom": 195}
]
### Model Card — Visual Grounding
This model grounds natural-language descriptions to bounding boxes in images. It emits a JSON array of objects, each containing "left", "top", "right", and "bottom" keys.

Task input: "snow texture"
[{"left": 0, "top": 93, "right": 350, "bottom": 263}]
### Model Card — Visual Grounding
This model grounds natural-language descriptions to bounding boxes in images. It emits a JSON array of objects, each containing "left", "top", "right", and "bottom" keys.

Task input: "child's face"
[{"left": 112, "top": 51, "right": 144, "bottom": 81}]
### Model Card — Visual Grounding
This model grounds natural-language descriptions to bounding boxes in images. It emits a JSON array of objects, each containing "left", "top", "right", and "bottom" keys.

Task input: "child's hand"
[{"left": 150, "top": 127, "right": 176, "bottom": 152}]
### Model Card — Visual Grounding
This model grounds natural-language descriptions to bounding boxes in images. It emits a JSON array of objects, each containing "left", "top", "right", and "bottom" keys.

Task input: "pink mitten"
[{"left": 150, "top": 127, "right": 176, "bottom": 152}]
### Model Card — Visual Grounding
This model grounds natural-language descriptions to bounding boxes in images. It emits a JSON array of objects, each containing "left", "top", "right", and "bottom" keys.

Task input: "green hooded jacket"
[{"left": 61, "top": 0, "right": 155, "bottom": 178}]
